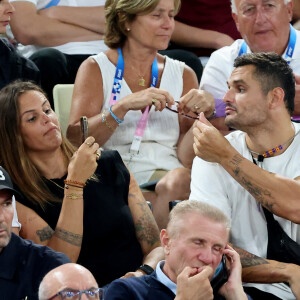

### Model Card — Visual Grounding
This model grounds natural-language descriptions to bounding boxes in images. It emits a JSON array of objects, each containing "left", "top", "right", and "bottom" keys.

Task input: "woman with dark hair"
[
  {"left": 0, "top": 80, "right": 162, "bottom": 287},
  {"left": 67, "top": 0, "right": 215, "bottom": 229}
]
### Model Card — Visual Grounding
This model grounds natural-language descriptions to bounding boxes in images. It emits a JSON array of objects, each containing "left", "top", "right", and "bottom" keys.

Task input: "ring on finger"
[
  {"left": 193, "top": 104, "right": 199, "bottom": 110},
  {"left": 85, "top": 141, "right": 94, "bottom": 147},
  {"left": 96, "top": 152, "right": 101, "bottom": 161},
  {"left": 152, "top": 98, "right": 157, "bottom": 105}
]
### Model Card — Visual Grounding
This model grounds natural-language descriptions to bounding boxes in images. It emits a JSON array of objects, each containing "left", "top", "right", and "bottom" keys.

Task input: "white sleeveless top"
[{"left": 92, "top": 52, "right": 185, "bottom": 184}]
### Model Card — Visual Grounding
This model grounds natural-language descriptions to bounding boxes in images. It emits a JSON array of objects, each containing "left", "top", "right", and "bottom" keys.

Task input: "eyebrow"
[
  {"left": 21, "top": 100, "right": 49, "bottom": 117},
  {"left": 153, "top": 7, "right": 175, "bottom": 12},
  {"left": 227, "top": 79, "right": 248, "bottom": 88}
]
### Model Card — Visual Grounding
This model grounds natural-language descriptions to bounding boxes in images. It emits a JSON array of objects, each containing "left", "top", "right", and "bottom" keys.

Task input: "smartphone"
[
  {"left": 211, "top": 254, "right": 229, "bottom": 295},
  {"left": 80, "top": 116, "right": 88, "bottom": 143}
]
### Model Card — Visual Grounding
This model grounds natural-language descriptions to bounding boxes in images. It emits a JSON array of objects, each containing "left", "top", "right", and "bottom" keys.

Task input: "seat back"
[{"left": 53, "top": 84, "right": 74, "bottom": 136}]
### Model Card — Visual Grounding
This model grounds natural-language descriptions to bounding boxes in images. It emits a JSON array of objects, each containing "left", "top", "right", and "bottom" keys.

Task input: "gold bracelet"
[
  {"left": 102, "top": 110, "right": 116, "bottom": 132},
  {"left": 65, "top": 192, "right": 83, "bottom": 200}
]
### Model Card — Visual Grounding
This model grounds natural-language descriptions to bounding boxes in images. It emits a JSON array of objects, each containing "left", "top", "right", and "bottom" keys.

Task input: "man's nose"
[
  {"left": 198, "top": 247, "right": 213, "bottom": 265},
  {"left": 222, "top": 89, "right": 234, "bottom": 103}
]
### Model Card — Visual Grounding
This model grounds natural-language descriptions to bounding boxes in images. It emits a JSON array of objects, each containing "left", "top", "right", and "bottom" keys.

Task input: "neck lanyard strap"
[
  {"left": 109, "top": 48, "right": 125, "bottom": 106},
  {"left": 238, "top": 24, "right": 296, "bottom": 65},
  {"left": 108, "top": 48, "right": 159, "bottom": 154},
  {"left": 45, "top": 0, "right": 61, "bottom": 9}
]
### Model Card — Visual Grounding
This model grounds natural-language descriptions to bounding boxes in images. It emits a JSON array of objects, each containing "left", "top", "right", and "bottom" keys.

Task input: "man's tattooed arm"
[
  {"left": 234, "top": 245, "right": 269, "bottom": 268},
  {"left": 232, "top": 245, "right": 298, "bottom": 284},
  {"left": 229, "top": 154, "right": 275, "bottom": 213},
  {"left": 129, "top": 193, "right": 160, "bottom": 247},
  {"left": 36, "top": 225, "right": 82, "bottom": 246}
]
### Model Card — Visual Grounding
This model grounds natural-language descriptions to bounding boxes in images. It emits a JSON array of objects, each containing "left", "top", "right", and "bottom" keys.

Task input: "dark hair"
[
  {"left": 234, "top": 52, "right": 295, "bottom": 115},
  {"left": 104, "top": 0, "right": 181, "bottom": 49},
  {"left": 0, "top": 81, "right": 75, "bottom": 208}
]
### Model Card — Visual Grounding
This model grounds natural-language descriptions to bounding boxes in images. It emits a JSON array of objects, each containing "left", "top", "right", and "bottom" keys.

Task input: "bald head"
[{"left": 38, "top": 263, "right": 98, "bottom": 300}]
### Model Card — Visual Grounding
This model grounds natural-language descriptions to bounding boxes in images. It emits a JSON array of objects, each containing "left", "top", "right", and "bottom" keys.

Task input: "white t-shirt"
[
  {"left": 190, "top": 122, "right": 300, "bottom": 299},
  {"left": 10, "top": 0, "right": 108, "bottom": 57},
  {"left": 200, "top": 26, "right": 300, "bottom": 105},
  {"left": 92, "top": 52, "right": 185, "bottom": 185},
  {"left": 12, "top": 196, "right": 21, "bottom": 229}
]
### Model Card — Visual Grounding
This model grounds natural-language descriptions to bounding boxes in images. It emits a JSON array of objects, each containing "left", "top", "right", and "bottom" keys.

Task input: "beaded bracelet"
[
  {"left": 109, "top": 105, "right": 124, "bottom": 124},
  {"left": 64, "top": 179, "right": 86, "bottom": 188},
  {"left": 102, "top": 110, "right": 116, "bottom": 132}
]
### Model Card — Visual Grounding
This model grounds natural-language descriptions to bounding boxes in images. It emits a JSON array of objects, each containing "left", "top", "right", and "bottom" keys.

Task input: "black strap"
[{"left": 251, "top": 156, "right": 300, "bottom": 265}]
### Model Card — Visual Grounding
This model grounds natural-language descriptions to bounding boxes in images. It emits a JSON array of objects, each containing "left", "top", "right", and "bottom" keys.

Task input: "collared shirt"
[
  {"left": 155, "top": 260, "right": 177, "bottom": 296},
  {"left": 0, "top": 233, "right": 70, "bottom": 300}
]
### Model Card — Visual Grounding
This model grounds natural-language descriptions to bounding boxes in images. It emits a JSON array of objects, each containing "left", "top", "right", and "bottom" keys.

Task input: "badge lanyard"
[
  {"left": 238, "top": 24, "right": 296, "bottom": 65},
  {"left": 45, "top": 0, "right": 61, "bottom": 9},
  {"left": 109, "top": 48, "right": 158, "bottom": 154}
]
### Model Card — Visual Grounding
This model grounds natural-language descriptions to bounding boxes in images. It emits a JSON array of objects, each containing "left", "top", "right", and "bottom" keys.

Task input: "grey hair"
[
  {"left": 231, "top": 0, "right": 292, "bottom": 14},
  {"left": 167, "top": 200, "right": 231, "bottom": 238}
]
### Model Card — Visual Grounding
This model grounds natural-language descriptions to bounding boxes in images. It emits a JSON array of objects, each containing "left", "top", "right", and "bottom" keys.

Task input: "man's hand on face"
[
  {"left": 218, "top": 245, "right": 248, "bottom": 300},
  {"left": 174, "top": 265, "right": 214, "bottom": 300},
  {"left": 193, "top": 113, "right": 233, "bottom": 164}
]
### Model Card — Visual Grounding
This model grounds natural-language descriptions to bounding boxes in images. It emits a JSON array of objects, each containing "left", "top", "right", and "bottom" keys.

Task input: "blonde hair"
[
  {"left": 167, "top": 200, "right": 231, "bottom": 238},
  {"left": 104, "top": 0, "right": 181, "bottom": 48}
]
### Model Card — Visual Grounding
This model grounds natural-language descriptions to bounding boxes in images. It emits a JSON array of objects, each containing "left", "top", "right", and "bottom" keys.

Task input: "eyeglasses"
[
  {"left": 165, "top": 101, "right": 199, "bottom": 120},
  {"left": 48, "top": 287, "right": 103, "bottom": 300}
]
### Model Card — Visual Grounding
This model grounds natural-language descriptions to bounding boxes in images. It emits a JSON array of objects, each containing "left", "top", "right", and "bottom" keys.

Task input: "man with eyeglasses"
[
  {"left": 38, "top": 263, "right": 103, "bottom": 300},
  {"left": 0, "top": 166, "right": 70, "bottom": 300}
]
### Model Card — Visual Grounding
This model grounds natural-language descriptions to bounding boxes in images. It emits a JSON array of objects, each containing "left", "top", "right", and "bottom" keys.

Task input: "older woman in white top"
[{"left": 67, "top": 0, "right": 215, "bottom": 229}]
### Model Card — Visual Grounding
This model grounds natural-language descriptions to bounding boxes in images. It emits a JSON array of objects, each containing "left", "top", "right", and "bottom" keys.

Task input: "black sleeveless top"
[{"left": 16, "top": 150, "right": 144, "bottom": 286}]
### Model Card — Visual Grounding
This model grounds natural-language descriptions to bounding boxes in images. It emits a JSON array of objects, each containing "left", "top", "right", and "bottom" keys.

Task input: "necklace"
[
  {"left": 249, "top": 129, "right": 299, "bottom": 162},
  {"left": 138, "top": 76, "right": 146, "bottom": 87},
  {"left": 47, "top": 178, "right": 64, "bottom": 190}
]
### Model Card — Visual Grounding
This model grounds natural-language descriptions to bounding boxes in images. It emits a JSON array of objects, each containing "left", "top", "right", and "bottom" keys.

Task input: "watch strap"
[{"left": 138, "top": 264, "right": 154, "bottom": 275}]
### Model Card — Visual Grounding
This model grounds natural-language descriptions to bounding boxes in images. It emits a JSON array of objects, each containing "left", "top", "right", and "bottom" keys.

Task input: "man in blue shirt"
[
  {"left": 0, "top": 166, "right": 70, "bottom": 300},
  {"left": 105, "top": 200, "right": 248, "bottom": 300}
]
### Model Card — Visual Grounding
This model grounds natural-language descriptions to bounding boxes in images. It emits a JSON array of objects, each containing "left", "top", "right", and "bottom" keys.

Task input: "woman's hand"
[
  {"left": 67, "top": 136, "right": 99, "bottom": 183},
  {"left": 114, "top": 87, "right": 175, "bottom": 117},
  {"left": 177, "top": 89, "right": 215, "bottom": 119}
]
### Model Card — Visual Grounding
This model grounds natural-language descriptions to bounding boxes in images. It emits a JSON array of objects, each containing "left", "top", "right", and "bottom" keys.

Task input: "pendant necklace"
[
  {"left": 138, "top": 76, "right": 146, "bottom": 87},
  {"left": 47, "top": 178, "right": 64, "bottom": 190}
]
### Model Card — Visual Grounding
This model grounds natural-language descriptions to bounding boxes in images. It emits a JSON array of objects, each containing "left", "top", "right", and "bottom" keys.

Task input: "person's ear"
[
  {"left": 232, "top": 12, "right": 240, "bottom": 32},
  {"left": 286, "top": 0, "right": 293, "bottom": 22},
  {"left": 160, "top": 229, "right": 171, "bottom": 255},
  {"left": 268, "top": 87, "right": 285, "bottom": 110}
]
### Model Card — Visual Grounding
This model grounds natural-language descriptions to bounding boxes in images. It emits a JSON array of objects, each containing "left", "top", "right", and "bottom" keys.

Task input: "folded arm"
[
  {"left": 10, "top": 2, "right": 103, "bottom": 46},
  {"left": 172, "top": 21, "right": 234, "bottom": 50},
  {"left": 38, "top": 6, "right": 106, "bottom": 34}
]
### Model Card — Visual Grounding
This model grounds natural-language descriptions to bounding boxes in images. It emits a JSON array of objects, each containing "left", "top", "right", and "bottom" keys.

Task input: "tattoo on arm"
[
  {"left": 129, "top": 193, "right": 160, "bottom": 247},
  {"left": 234, "top": 246, "right": 269, "bottom": 268},
  {"left": 37, "top": 225, "right": 82, "bottom": 246},
  {"left": 36, "top": 225, "right": 54, "bottom": 242},
  {"left": 229, "top": 154, "right": 275, "bottom": 213},
  {"left": 54, "top": 227, "right": 82, "bottom": 247}
]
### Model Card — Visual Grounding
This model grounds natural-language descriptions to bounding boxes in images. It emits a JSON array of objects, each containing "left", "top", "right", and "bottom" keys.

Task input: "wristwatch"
[{"left": 138, "top": 264, "right": 154, "bottom": 275}]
